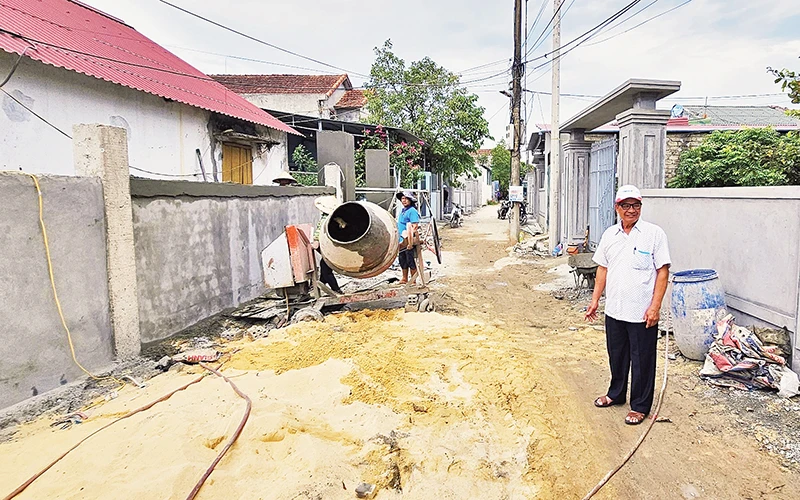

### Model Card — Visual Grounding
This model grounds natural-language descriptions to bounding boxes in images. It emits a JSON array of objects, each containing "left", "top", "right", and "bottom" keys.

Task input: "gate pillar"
[
  {"left": 616, "top": 93, "right": 671, "bottom": 189},
  {"left": 563, "top": 129, "right": 592, "bottom": 245}
]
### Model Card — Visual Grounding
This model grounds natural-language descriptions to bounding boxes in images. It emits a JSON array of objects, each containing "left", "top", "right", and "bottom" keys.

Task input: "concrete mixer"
[{"left": 255, "top": 201, "right": 438, "bottom": 321}]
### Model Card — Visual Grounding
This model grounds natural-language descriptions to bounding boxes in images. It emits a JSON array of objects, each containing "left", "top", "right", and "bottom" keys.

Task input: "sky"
[{"left": 83, "top": 0, "right": 800, "bottom": 148}]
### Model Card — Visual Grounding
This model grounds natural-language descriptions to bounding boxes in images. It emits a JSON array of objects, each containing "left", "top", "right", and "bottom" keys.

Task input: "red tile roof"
[
  {"left": 334, "top": 89, "right": 366, "bottom": 109},
  {"left": 0, "top": 0, "right": 299, "bottom": 135},
  {"left": 211, "top": 74, "right": 351, "bottom": 97}
]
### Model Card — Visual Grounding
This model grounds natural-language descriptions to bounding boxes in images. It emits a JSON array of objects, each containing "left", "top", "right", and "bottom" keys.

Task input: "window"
[{"left": 222, "top": 143, "right": 253, "bottom": 184}]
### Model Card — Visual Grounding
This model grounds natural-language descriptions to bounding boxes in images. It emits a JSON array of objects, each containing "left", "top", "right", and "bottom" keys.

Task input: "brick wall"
[{"left": 665, "top": 132, "right": 706, "bottom": 181}]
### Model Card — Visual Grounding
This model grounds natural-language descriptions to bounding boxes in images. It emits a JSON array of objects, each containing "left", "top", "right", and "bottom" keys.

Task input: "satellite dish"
[{"left": 671, "top": 104, "right": 685, "bottom": 118}]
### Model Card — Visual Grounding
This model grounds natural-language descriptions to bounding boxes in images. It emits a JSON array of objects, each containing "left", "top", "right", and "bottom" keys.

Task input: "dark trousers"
[
  {"left": 605, "top": 315, "right": 658, "bottom": 414},
  {"left": 319, "top": 259, "right": 341, "bottom": 293}
]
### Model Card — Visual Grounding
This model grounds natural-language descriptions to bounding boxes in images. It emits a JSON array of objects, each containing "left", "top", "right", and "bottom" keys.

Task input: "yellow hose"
[{"left": 26, "top": 173, "right": 126, "bottom": 387}]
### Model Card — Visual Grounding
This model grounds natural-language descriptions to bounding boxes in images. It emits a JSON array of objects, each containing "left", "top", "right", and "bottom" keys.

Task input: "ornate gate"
[{"left": 588, "top": 138, "right": 617, "bottom": 249}]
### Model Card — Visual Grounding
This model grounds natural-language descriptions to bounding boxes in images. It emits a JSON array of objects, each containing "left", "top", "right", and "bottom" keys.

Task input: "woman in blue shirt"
[{"left": 396, "top": 190, "right": 420, "bottom": 284}]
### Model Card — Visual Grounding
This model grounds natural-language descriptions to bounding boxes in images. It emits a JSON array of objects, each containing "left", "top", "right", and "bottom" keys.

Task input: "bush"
[{"left": 669, "top": 128, "right": 800, "bottom": 188}]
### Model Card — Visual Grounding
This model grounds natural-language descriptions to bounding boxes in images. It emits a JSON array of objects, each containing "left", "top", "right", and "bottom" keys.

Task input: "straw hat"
[
  {"left": 314, "top": 195, "right": 340, "bottom": 215},
  {"left": 395, "top": 190, "right": 417, "bottom": 203},
  {"left": 272, "top": 170, "right": 298, "bottom": 184}
]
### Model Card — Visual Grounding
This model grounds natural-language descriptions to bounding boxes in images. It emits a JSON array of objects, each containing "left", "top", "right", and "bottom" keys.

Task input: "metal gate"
[{"left": 588, "top": 138, "right": 617, "bottom": 249}]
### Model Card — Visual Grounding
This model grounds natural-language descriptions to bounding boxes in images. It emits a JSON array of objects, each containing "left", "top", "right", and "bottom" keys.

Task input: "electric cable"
[
  {"left": 583, "top": 0, "right": 694, "bottom": 47},
  {"left": 524, "top": 0, "right": 643, "bottom": 66},
  {"left": 157, "top": 0, "right": 369, "bottom": 78},
  {"left": 186, "top": 363, "right": 252, "bottom": 500},
  {"left": 23, "top": 174, "right": 128, "bottom": 391},
  {"left": 582, "top": 279, "right": 674, "bottom": 499},
  {"left": 2, "top": 373, "right": 207, "bottom": 500}
]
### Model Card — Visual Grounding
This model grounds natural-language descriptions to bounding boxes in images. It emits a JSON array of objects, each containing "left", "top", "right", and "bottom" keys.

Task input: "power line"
[
  {"left": 583, "top": 0, "right": 694, "bottom": 47},
  {"left": 157, "top": 0, "right": 369, "bottom": 78},
  {"left": 581, "top": 0, "right": 662, "bottom": 46},
  {"left": 0, "top": 88, "right": 72, "bottom": 139},
  {"left": 526, "top": 0, "right": 567, "bottom": 57},
  {"left": 526, "top": 0, "right": 577, "bottom": 57},
  {"left": 165, "top": 46, "right": 342, "bottom": 74},
  {"left": 524, "top": 0, "right": 550, "bottom": 44},
  {"left": 523, "top": 0, "right": 644, "bottom": 66}
]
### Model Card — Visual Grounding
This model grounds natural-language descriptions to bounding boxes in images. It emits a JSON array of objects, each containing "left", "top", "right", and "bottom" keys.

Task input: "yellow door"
[{"left": 222, "top": 143, "right": 253, "bottom": 184}]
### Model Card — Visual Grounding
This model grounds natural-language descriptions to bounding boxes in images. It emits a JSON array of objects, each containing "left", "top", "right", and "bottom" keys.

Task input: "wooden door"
[{"left": 222, "top": 143, "right": 253, "bottom": 184}]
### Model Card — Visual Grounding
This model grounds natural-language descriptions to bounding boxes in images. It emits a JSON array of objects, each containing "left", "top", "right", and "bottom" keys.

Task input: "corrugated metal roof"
[
  {"left": 211, "top": 74, "right": 350, "bottom": 96},
  {"left": 682, "top": 106, "right": 800, "bottom": 127},
  {"left": 0, "top": 0, "right": 300, "bottom": 135}
]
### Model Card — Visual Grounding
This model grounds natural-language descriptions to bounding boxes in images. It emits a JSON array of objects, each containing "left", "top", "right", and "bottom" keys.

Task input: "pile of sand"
[{"left": 0, "top": 310, "right": 568, "bottom": 499}]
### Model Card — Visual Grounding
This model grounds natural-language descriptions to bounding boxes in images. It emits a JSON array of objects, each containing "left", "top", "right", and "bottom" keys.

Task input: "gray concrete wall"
[
  {"left": 642, "top": 186, "right": 800, "bottom": 372},
  {"left": 0, "top": 173, "right": 114, "bottom": 409},
  {"left": 130, "top": 179, "right": 334, "bottom": 343},
  {"left": 317, "top": 131, "right": 355, "bottom": 201}
]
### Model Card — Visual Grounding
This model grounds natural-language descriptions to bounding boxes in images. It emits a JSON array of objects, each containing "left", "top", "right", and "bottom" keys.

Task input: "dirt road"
[
  {"left": 1, "top": 206, "right": 797, "bottom": 499},
  {"left": 437, "top": 205, "right": 799, "bottom": 499}
]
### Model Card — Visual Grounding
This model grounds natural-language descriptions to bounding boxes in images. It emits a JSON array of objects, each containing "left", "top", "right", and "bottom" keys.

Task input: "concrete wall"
[
  {"left": 130, "top": 179, "right": 334, "bottom": 343},
  {"left": 0, "top": 173, "right": 114, "bottom": 409},
  {"left": 642, "top": 186, "right": 800, "bottom": 371},
  {"left": 0, "top": 53, "right": 287, "bottom": 185}
]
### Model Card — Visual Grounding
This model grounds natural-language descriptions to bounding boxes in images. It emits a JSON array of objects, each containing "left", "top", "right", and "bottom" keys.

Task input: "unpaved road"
[
  {"left": 437, "top": 205, "right": 799, "bottom": 499},
  {"left": 0, "top": 206, "right": 797, "bottom": 499}
]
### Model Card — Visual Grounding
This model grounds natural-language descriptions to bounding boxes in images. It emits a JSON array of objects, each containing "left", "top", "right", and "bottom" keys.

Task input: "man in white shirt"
[{"left": 585, "top": 185, "right": 671, "bottom": 425}]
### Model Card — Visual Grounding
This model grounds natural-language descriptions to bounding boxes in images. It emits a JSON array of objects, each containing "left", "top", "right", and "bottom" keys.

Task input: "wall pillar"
[
  {"left": 317, "top": 131, "right": 355, "bottom": 201},
  {"left": 563, "top": 129, "right": 592, "bottom": 245},
  {"left": 322, "top": 162, "right": 343, "bottom": 202},
  {"left": 616, "top": 93, "right": 671, "bottom": 189},
  {"left": 73, "top": 124, "right": 141, "bottom": 359},
  {"left": 365, "top": 149, "right": 390, "bottom": 209}
]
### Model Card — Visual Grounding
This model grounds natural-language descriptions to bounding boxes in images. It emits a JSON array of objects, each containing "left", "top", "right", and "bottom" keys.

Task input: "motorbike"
[
  {"left": 449, "top": 203, "right": 463, "bottom": 228},
  {"left": 502, "top": 201, "right": 528, "bottom": 225},
  {"left": 497, "top": 200, "right": 512, "bottom": 219}
]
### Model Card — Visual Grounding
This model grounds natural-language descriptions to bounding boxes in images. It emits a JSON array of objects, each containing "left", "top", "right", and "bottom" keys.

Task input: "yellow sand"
[{"left": 0, "top": 310, "right": 560, "bottom": 499}]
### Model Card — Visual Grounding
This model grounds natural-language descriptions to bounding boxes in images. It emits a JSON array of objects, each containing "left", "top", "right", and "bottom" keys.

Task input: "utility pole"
[
  {"left": 547, "top": 0, "right": 561, "bottom": 253},
  {"left": 509, "top": 0, "right": 523, "bottom": 243}
]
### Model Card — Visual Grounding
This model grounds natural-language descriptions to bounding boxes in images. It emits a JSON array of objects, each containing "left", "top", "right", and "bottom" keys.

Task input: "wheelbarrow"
[{"left": 568, "top": 253, "right": 598, "bottom": 289}]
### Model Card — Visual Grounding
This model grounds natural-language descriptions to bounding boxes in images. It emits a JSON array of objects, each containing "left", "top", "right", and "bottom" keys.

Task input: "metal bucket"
[
  {"left": 670, "top": 269, "right": 728, "bottom": 361},
  {"left": 319, "top": 201, "right": 399, "bottom": 279}
]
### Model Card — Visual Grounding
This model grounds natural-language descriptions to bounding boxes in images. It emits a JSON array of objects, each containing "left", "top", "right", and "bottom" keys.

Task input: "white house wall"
[
  {"left": 0, "top": 52, "right": 288, "bottom": 185},
  {"left": 241, "top": 93, "right": 327, "bottom": 117}
]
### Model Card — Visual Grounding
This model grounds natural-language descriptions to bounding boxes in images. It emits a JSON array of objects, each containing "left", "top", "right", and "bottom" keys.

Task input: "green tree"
[
  {"left": 364, "top": 40, "right": 491, "bottom": 181},
  {"left": 490, "top": 143, "right": 512, "bottom": 192},
  {"left": 290, "top": 144, "right": 318, "bottom": 186},
  {"left": 769, "top": 62, "right": 800, "bottom": 104},
  {"left": 668, "top": 128, "right": 800, "bottom": 188},
  {"left": 489, "top": 142, "right": 533, "bottom": 193}
]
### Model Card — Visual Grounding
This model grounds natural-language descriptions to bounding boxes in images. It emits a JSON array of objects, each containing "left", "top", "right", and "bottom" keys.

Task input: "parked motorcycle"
[
  {"left": 497, "top": 200, "right": 512, "bottom": 220},
  {"left": 504, "top": 201, "right": 528, "bottom": 225},
  {"left": 449, "top": 203, "right": 463, "bottom": 228}
]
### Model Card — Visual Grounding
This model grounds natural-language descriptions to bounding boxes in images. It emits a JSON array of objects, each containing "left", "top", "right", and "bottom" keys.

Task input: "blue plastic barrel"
[{"left": 670, "top": 269, "right": 728, "bottom": 361}]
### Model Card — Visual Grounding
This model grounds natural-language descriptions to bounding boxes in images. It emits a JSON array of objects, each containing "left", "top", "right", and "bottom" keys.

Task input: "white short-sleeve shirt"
[{"left": 592, "top": 219, "right": 671, "bottom": 323}]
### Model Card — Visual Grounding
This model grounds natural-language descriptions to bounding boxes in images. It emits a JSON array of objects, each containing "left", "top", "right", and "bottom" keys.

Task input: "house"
[
  {"left": 210, "top": 74, "right": 367, "bottom": 122},
  {"left": 0, "top": 0, "right": 299, "bottom": 185}
]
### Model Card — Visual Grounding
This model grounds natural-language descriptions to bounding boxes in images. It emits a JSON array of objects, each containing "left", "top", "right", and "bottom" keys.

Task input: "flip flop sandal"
[
  {"left": 625, "top": 411, "right": 647, "bottom": 425},
  {"left": 594, "top": 396, "right": 618, "bottom": 408}
]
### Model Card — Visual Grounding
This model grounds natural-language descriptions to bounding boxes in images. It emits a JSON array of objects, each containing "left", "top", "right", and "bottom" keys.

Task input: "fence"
[
  {"left": 642, "top": 186, "right": 800, "bottom": 372},
  {"left": 0, "top": 173, "right": 115, "bottom": 409},
  {"left": 131, "top": 179, "right": 330, "bottom": 343},
  {"left": 1, "top": 124, "right": 334, "bottom": 410}
]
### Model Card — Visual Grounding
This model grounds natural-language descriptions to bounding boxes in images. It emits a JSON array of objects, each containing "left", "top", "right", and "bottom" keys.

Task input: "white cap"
[{"left": 615, "top": 185, "right": 642, "bottom": 203}]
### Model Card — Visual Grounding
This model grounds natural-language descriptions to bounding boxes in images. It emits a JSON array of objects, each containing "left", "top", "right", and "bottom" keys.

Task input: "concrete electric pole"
[
  {"left": 547, "top": 0, "right": 562, "bottom": 253},
  {"left": 509, "top": 0, "right": 523, "bottom": 243}
]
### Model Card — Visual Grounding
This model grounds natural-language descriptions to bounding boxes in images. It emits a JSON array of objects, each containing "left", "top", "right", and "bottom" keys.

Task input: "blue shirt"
[{"left": 397, "top": 206, "right": 420, "bottom": 242}]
